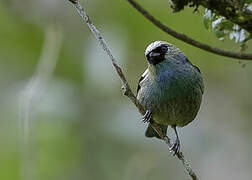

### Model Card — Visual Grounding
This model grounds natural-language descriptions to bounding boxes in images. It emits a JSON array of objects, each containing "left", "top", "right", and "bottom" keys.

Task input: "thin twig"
[
  {"left": 67, "top": 1, "right": 199, "bottom": 180},
  {"left": 126, "top": 0, "right": 252, "bottom": 60}
]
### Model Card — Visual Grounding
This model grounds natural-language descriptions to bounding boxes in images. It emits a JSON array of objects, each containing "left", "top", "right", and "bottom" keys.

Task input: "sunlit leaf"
[
  {"left": 212, "top": 17, "right": 224, "bottom": 29},
  {"left": 203, "top": 9, "right": 213, "bottom": 29}
]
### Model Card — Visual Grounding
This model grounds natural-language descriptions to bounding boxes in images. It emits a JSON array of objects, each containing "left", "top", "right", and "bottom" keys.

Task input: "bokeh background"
[{"left": 1, "top": 0, "right": 252, "bottom": 180}]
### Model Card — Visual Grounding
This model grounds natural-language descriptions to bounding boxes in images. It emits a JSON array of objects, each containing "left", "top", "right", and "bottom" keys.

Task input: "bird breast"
[{"left": 137, "top": 66, "right": 203, "bottom": 127}]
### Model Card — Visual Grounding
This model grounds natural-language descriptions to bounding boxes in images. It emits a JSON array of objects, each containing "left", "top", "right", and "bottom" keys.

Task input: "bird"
[{"left": 136, "top": 41, "right": 204, "bottom": 155}]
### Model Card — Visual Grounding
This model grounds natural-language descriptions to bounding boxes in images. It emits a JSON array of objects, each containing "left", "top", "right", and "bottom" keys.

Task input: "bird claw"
[
  {"left": 169, "top": 138, "right": 180, "bottom": 156},
  {"left": 142, "top": 110, "right": 152, "bottom": 123}
]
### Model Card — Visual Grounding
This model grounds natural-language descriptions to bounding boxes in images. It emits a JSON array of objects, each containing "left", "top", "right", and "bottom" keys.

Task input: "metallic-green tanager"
[{"left": 136, "top": 41, "right": 204, "bottom": 155}]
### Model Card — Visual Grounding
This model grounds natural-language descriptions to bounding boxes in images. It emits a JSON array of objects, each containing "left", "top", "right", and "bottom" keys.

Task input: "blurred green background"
[{"left": 0, "top": 0, "right": 252, "bottom": 180}]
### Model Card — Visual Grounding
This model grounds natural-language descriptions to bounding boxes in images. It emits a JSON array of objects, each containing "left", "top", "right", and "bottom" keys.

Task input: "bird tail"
[{"left": 145, "top": 123, "right": 167, "bottom": 139}]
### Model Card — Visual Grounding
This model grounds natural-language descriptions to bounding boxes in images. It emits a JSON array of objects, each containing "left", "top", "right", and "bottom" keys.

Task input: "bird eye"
[{"left": 161, "top": 46, "right": 167, "bottom": 52}]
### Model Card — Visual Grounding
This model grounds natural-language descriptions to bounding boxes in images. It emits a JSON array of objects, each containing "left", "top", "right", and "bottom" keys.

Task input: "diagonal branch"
[
  {"left": 126, "top": 0, "right": 252, "bottom": 60},
  {"left": 67, "top": 0, "right": 199, "bottom": 180}
]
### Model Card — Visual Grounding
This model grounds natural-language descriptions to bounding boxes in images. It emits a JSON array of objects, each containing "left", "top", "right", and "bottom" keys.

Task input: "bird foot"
[
  {"left": 169, "top": 138, "right": 180, "bottom": 156},
  {"left": 142, "top": 110, "right": 152, "bottom": 123}
]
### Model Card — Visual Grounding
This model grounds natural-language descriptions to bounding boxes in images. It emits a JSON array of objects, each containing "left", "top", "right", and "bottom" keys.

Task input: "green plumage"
[{"left": 137, "top": 41, "right": 204, "bottom": 139}]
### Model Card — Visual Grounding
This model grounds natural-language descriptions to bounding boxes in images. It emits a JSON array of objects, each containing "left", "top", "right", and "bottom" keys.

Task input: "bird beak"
[{"left": 147, "top": 52, "right": 161, "bottom": 64}]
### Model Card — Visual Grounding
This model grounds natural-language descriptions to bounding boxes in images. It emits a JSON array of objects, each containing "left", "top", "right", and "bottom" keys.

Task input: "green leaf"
[
  {"left": 203, "top": 17, "right": 210, "bottom": 29},
  {"left": 203, "top": 9, "right": 212, "bottom": 29},
  {"left": 245, "top": 0, "right": 252, "bottom": 4},
  {"left": 218, "top": 20, "right": 234, "bottom": 30},
  {"left": 215, "top": 29, "right": 225, "bottom": 39}
]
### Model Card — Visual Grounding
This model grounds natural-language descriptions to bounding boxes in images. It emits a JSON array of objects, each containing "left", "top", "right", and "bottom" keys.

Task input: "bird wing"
[
  {"left": 192, "top": 65, "right": 204, "bottom": 95},
  {"left": 185, "top": 57, "right": 204, "bottom": 95},
  {"left": 137, "top": 69, "right": 148, "bottom": 95}
]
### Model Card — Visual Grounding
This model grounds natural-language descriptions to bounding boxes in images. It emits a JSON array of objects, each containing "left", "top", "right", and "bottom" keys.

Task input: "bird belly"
[
  {"left": 153, "top": 91, "right": 202, "bottom": 127},
  {"left": 137, "top": 79, "right": 202, "bottom": 127}
]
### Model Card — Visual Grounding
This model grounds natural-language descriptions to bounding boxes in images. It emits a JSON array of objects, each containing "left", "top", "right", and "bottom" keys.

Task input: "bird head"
[{"left": 145, "top": 41, "right": 185, "bottom": 66}]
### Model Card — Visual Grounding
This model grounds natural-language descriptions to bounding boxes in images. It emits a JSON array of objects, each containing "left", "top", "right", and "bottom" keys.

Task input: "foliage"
[{"left": 203, "top": 8, "right": 249, "bottom": 43}]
